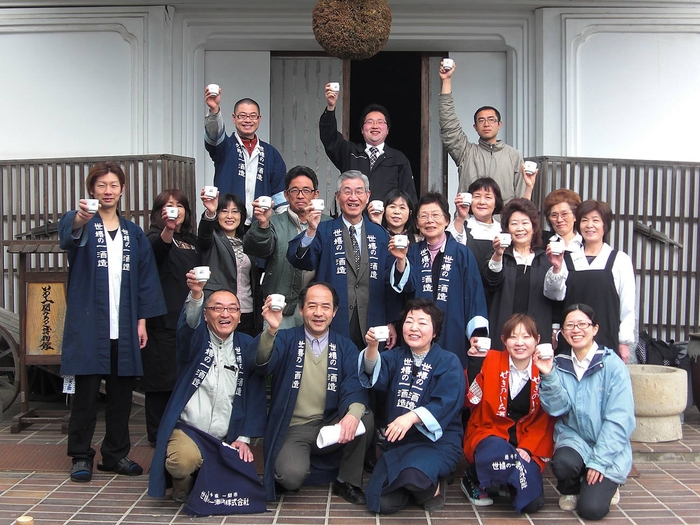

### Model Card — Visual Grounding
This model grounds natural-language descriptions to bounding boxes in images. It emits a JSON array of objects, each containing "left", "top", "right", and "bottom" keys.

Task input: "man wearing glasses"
[
  {"left": 320, "top": 85, "right": 417, "bottom": 204},
  {"left": 287, "top": 170, "right": 397, "bottom": 350},
  {"left": 243, "top": 165, "right": 332, "bottom": 329},
  {"left": 438, "top": 59, "right": 532, "bottom": 203},
  {"left": 149, "top": 272, "right": 266, "bottom": 508},
  {"left": 205, "top": 88, "right": 287, "bottom": 225}
]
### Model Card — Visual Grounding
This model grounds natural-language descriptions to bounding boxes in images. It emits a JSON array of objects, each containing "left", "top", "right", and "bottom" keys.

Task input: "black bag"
[{"left": 637, "top": 331, "right": 690, "bottom": 369}]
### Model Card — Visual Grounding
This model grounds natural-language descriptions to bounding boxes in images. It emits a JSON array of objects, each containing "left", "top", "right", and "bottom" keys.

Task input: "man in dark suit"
[{"left": 319, "top": 86, "right": 417, "bottom": 204}]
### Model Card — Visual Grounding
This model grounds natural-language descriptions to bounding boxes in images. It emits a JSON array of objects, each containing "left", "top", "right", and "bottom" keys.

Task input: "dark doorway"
[{"left": 350, "top": 52, "right": 422, "bottom": 197}]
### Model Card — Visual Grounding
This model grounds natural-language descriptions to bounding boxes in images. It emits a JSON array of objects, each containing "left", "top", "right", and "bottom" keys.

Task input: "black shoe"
[
  {"left": 332, "top": 480, "right": 366, "bottom": 505},
  {"left": 422, "top": 478, "right": 446, "bottom": 512},
  {"left": 364, "top": 456, "right": 376, "bottom": 473},
  {"left": 70, "top": 459, "right": 93, "bottom": 483},
  {"left": 274, "top": 480, "right": 299, "bottom": 497},
  {"left": 97, "top": 456, "right": 143, "bottom": 476}
]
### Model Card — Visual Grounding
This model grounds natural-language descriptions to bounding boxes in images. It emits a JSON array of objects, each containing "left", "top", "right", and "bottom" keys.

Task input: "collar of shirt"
[
  {"left": 512, "top": 249, "right": 536, "bottom": 266},
  {"left": 549, "top": 231, "right": 584, "bottom": 253},
  {"left": 304, "top": 328, "right": 329, "bottom": 350},
  {"left": 508, "top": 355, "right": 533, "bottom": 398},
  {"left": 236, "top": 134, "right": 259, "bottom": 156},
  {"left": 342, "top": 216, "right": 364, "bottom": 237},
  {"left": 286, "top": 208, "right": 306, "bottom": 231},
  {"left": 207, "top": 327, "right": 236, "bottom": 346},
  {"left": 571, "top": 341, "right": 599, "bottom": 380},
  {"left": 365, "top": 143, "right": 385, "bottom": 156}
]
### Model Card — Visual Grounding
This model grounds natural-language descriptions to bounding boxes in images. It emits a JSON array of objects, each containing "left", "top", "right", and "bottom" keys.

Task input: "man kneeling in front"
[
  {"left": 148, "top": 270, "right": 265, "bottom": 513},
  {"left": 252, "top": 282, "right": 373, "bottom": 504}
]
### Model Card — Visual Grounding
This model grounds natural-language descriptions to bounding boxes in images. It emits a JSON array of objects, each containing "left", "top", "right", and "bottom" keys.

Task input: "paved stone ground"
[{"left": 1, "top": 400, "right": 700, "bottom": 525}]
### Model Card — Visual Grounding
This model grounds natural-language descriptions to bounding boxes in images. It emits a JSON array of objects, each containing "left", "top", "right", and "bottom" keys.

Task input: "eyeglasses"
[
  {"left": 562, "top": 321, "right": 593, "bottom": 331},
  {"left": 206, "top": 305, "right": 240, "bottom": 314},
  {"left": 219, "top": 208, "right": 240, "bottom": 215},
  {"left": 287, "top": 187, "right": 315, "bottom": 197},
  {"left": 417, "top": 213, "right": 445, "bottom": 222},
  {"left": 476, "top": 116, "right": 499, "bottom": 125},
  {"left": 549, "top": 211, "right": 572, "bottom": 221},
  {"left": 235, "top": 113, "right": 260, "bottom": 121},
  {"left": 364, "top": 119, "right": 387, "bottom": 127},
  {"left": 339, "top": 188, "right": 367, "bottom": 197}
]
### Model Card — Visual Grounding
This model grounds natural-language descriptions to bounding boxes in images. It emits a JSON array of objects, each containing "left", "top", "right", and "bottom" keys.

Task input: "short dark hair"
[
  {"left": 467, "top": 177, "right": 504, "bottom": 216},
  {"left": 561, "top": 303, "right": 599, "bottom": 328},
  {"left": 215, "top": 193, "right": 247, "bottom": 238},
  {"left": 473, "top": 106, "right": 502, "bottom": 125},
  {"left": 500, "top": 198, "right": 543, "bottom": 250},
  {"left": 284, "top": 165, "right": 319, "bottom": 191},
  {"left": 149, "top": 189, "right": 195, "bottom": 238},
  {"left": 360, "top": 103, "right": 391, "bottom": 129},
  {"left": 299, "top": 282, "right": 339, "bottom": 310},
  {"left": 400, "top": 298, "right": 445, "bottom": 342},
  {"left": 543, "top": 189, "right": 582, "bottom": 229},
  {"left": 204, "top": 288, "right": 239, "bottom": 308},
  {"left": 416, "top": 192, "right": 450, "bottom": 222},
  {"left": 501, "top": 313, "right": 540, "bottom": 340},
  {"left": 381, "top": 189, "right": 417, "bottom": 237},
  {"left": 576, "top": 199, "right": 613, "bottom": 242},
  {"left": 86, "top": 161, "right": 125, "bottom": 195},
  {"left": 233, "top": 97, "right": 260, "bottom": 115}
]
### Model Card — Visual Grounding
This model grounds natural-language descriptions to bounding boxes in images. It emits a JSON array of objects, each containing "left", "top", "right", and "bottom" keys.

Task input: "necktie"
[
  {"left": 349, "top": 225, "right": 361, "bottom": 270},
  {"left": 369, "top": 147, "right": 379, "bottom": 170}
]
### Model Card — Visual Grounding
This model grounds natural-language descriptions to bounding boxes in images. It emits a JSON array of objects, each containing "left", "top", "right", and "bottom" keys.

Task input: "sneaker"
[
  {"left": 559, "top": 494, "right": 578, "bottom": 511},
  {"left": 460, "top": 476, "right": 493, "bottom": 506},
  {"left": 610, "top": 488, "right": 620, "bottom": 505}
]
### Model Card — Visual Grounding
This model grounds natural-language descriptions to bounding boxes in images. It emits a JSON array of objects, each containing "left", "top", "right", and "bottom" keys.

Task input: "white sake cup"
[
  {"left": 475, "top": 337, "right": 491, "bottom": 353},
  {"left": 372, "top": 325, "right": 390, "bottom": 342},
  {"left": 86, "top": 199, "right": 99, "bottom": 214},
  {"left": 193, "top": 266, "right": 211, "bottom": 282}
]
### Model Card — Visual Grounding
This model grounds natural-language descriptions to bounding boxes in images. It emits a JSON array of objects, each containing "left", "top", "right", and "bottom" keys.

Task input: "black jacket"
[{"left": 319, "top": 109, "right": 417, "bottom": 204}]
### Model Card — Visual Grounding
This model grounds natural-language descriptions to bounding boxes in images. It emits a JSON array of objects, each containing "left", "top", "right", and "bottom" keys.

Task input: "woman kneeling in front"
[
  {"left": 359, "top": 298, "right": 465, "bottom": 514},
  {"left": 462, "top": 314, "right": 555, "bottom": 513},
  {"left": 536, "top": 303, "right": 635, "bottom": 520}
]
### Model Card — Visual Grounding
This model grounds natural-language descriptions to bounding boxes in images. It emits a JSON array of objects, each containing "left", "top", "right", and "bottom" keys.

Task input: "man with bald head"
[{"left": 148, "top": 271, "right": 265, "bottom": 509}]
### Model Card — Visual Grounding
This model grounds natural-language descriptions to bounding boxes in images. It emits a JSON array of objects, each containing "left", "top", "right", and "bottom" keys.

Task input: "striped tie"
[
  {"left": 369, "top": 147, "right": 379, "bottom": 170},
  {"left": 349, "top": 225, "right": 361, "bottom": 270}
]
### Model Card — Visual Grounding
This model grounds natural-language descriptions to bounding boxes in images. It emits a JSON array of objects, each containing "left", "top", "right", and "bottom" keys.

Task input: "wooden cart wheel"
[{"left": 0, "top": 325, "right": 20, "bottom": 412}]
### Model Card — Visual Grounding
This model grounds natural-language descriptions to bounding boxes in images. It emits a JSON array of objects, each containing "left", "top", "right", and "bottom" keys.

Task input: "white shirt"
[
  {"left": 342, "top": 216, "right": 364, "bottom": 257},
  {"left": 447, "top": 216, "right": 501, "bottom": 246},
  {"left": 365, "top": 143, "right": 385, "bottom": 158},
  {"left": 180, "top": 293, "right": 248, "bottom": 443},
  {"left": 571, "top": 342, "right": 599, "bottom": 381},
  {"left": 105, "top": 227, "right": 123, "bottom": 339},
  {"left": 543, "top": 243, "right": 637, "bottom": 345},
  {"left": 234, "top": 133, "right": 261, "bottom": 226},
  {"left": 547, "top": 231, "right": 584, "bottom": 254},
  {"left": 509, "top": 357, "right": 533, "bottom": 399},
  {"left": 488, "top": 248, "right": 535, "bottom": 272}
]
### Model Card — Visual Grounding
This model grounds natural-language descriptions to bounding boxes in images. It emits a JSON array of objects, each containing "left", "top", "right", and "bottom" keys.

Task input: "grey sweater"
[{"left": 439, "top": 92, "right": 524, "bottom": 202}]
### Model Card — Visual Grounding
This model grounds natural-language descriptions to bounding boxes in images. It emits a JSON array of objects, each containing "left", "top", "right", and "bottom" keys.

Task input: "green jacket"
[{"left": 243, "top": 211, "right": 331, "bottom": 315}]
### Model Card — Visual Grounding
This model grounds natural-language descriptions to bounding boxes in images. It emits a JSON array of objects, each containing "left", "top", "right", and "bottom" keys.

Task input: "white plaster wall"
[
  {"left": 576, "top": 31, "right": 700, "bottom": 162},
  {"left": 0, "top": 6, "right": 172, "bottom": 160},
  {"left": 0, "top": 30, "right": 132, "bottom": 159},
  {"left": 537, "top": 7, "right": 700, "bottom": 162}
]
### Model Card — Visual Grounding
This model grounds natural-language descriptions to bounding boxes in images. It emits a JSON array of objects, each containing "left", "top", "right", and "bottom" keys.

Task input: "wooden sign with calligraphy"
[{"left": 26, "top": 282, "right": 66, "bottom": 356}]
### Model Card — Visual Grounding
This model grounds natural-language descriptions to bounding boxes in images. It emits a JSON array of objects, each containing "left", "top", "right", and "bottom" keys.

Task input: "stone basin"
[{"left": 628, "top": 364, "right": 687, "bottom": 442}]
